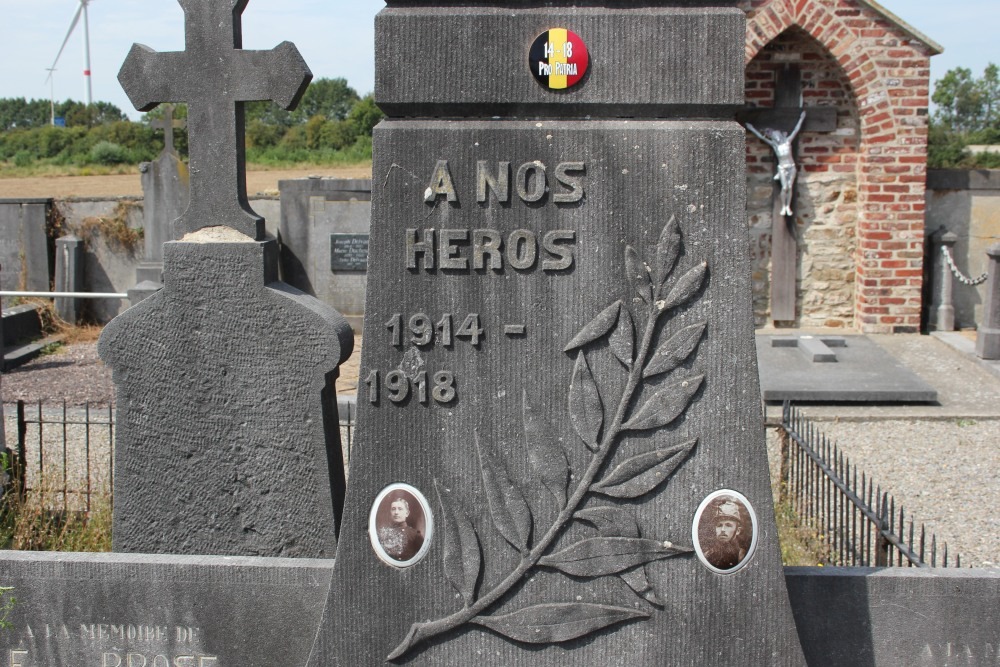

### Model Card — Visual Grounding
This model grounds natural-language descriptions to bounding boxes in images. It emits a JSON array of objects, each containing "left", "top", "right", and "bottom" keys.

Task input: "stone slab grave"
[
  {"left": 756, "top": 334, "right": 938, "bottom": 402},
  {"left": 314, "top": 2, "right": 805, "bottom": 664},
  {"left": 278, "top": 178, "right": 372, "bottom": 332},
  {"left": 99, "top": 0, "right": 354, "bottom": 557}
]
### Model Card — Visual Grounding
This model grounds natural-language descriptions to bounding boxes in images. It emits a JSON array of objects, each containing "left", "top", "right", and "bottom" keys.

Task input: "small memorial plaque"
[{"left": 330, "top": 233, "right": 369, "bottom": 272}]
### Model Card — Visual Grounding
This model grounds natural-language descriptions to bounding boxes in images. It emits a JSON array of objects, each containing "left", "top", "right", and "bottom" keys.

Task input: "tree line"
[
  {"left": 929, "top": 64, "right": 1000, "bottom": 168},
  {"left": 0, "top": 77, "right": 382, "bottom": 170}
]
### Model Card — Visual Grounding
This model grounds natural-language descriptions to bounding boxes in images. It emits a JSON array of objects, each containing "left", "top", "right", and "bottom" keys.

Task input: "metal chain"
[{"left": 942, "top": 245, "right": 989, "bottom": 286}]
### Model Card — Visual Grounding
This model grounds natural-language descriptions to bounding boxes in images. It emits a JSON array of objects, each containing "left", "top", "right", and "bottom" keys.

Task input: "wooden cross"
[
  {"left": 739, "top": 64, "right": 837, "bottom": 323},
  {"left": 150, "top": 103, "right": 187, "bottom": 156},
  {"left": 118, "top": 0, "right": 312, "bottom": 241}
]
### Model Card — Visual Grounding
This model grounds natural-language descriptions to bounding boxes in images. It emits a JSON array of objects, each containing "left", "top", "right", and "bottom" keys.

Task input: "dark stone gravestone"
[
  {"left": 278, "top": 178, "right": 372, "bottom": 332},
  {"left": 135, "top": 103, "right": 190, "bottom": 289},
  {"left": 0, "top": 552, "right": 334, "bottom": 667},
  {"left": 313, "top": 2, "right": 806, "bottom": 664},
  {"left": 0, "top": 199, "right": 52, "bottom": 309},
  {"left": 100, "top": 0, "right": 354, "bottom": 557}
]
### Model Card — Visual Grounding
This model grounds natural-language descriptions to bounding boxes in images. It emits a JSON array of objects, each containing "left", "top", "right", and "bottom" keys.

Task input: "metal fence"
[
  {"left": 3, "top": 398, "right": 360, "bottom": 512},
  {"left": 3, "top": 400, "right": 115, "bottom": 513},
  {"left": 778, "top": 402, "right": 961, "bottom": 568}
]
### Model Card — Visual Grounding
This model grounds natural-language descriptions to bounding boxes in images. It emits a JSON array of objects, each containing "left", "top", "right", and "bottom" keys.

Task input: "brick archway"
[{"left": 742, "top": 0, "right": 936, "bottom": 332}]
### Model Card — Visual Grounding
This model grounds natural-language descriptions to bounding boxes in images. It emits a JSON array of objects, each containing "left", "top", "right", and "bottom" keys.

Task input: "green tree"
[
  {"left": 292, "top": 77, "right": 360, "bottom": 123},
  {"left": 932, "top": 64, "right": 1000, "bottom": 133},
  {"left": 929, "top": 64, "right": 1000, "bottom": 168},
  {"left": 347, "top": 94, "right": 383, "bottom": 137}
]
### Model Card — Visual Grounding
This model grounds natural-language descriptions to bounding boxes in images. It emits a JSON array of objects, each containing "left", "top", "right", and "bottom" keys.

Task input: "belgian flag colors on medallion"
[{"left": 529, "top": 29, "right": 589, "bottom": 90}]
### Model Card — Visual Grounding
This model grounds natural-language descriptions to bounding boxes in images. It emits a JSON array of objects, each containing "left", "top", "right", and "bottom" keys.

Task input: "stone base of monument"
[
  {"left": 1, "top": 553, "right": 996, "bottom": 666},
  {"left": 756, "top": 335, "right": 939, "bottom": 402}
]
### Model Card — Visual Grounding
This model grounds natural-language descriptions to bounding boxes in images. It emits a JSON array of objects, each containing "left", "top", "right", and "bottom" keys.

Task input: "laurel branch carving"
[{"left": 389, "top": 217, "right": 709, "bottom": 661}]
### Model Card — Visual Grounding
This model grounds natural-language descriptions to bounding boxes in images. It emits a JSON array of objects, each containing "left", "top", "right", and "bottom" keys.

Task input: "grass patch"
[
  {"left": 774, "top": 496, "right": 830, "bottom": 567},
  {"left": 0, "top": 586, "right": 13, "bottom": 631},
  {"left": 0, "top": 482, "right": 112, "bottom": 553},
  {"left": 0, "top": 162, "right": 138, "bottom": 179}
]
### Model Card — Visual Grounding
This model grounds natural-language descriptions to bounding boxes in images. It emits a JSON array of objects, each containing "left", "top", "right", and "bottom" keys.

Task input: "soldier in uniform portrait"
[
  {"left": 702, "top": 498, "right": 748, "bottom": 571},
  {"left": 376, "top": 494, "right": 424, "bottom": 562}
]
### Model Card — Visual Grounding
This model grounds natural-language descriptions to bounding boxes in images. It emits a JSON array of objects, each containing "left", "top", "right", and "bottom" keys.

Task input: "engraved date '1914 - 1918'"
[{"left": 388, "top": 217, "right": 710, "bottom": 661}]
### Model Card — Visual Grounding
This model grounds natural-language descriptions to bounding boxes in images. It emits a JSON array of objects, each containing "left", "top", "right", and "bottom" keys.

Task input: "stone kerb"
[{"left": 742, "top": 0, "right": 936, "bottom": 332}]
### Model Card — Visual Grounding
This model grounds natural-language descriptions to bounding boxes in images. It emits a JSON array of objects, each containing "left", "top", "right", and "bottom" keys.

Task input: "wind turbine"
[{"left": 46, "top": 0, "right": 94, "bottom": 108}]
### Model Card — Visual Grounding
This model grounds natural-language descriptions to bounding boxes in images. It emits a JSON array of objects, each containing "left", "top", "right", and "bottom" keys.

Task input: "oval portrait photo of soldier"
[
  {"left": 369, "top": 483, "right": 433, "bottom": 568},
  {"left": 692, "top": 490, "right": 758, "bottom": 575}
]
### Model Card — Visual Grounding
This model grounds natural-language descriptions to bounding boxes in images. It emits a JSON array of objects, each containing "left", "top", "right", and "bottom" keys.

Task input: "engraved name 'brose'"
[
  {"left": 406, "top": 229, "right": 575, "bottom": 272},
  {"left": 425, "top": 160, "right": 585, "bottom": 205}
]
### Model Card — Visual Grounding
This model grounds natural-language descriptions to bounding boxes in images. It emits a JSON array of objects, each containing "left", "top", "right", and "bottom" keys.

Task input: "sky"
[{"left": 0, "top": 1, "right": 995, "bottom": 121}]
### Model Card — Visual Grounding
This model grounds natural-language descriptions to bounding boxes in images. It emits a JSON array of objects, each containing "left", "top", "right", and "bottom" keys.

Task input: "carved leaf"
[
  {"left": 652, "top": 216, "right": 681, "bottom": 288},
  {"left": 659, "top": 262, "right": 708, "bottom": 312},
  {"left": 622, "top": 375, "right": 704, "bottom": 432},
  {"left": 625, "top": 245, "right": 652, "bottom": 304},
  {"left": 471, "top": 603, "right": 649, "bottom": 645},
  {"left": 568, "top": 351, "right": 604, "bottom": 451},
  {"left": 575, "top": 507, "right": 663, "bottom": 604},
  {"left": 643, "top": 321, "right": 707, "bottom": 379},
  {"left": 574, "top": 506, "right": 639, "bottom": 537},
  {"left": 476, "top": 431, "right": 533, "bottom": 553},
  {"left": 609, "top": 306, "right": 634, "bottom": 368},
  {"left": 564, "top": 301, "right": 621, "bottom": 352},
  {"left": 523, "top": 390, "right": 569, "bottom": 506},
  {"left": 539, "top": 536, "right": 689, "bottom": 577},
  {"left": 591, "top": 440, "right": 698, "bottom": 498},
  {"left": 435, "top": 481, "right": 481, "bottom": 607},
  {"left": 621, "top": 568, "right": 661, "bottom": 606}
]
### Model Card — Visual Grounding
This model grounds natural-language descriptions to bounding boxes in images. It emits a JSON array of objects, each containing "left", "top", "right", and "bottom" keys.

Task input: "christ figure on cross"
[{"left": 746, "top": 110, "right": 806, "bottom": 217}]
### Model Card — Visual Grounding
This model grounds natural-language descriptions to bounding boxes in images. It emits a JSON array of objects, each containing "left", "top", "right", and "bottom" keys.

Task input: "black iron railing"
[
  {"left": 2, "top": 397, "right": 359, "bottom": 512},
  {"left": 778, "top": 402, "right": 961, "bottom": 568}
]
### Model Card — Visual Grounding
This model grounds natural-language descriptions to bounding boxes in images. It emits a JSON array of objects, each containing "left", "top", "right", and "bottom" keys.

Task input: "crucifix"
[
  {"left": 150, "top": 103, "right": 187, "bottom": 157},
  {"left": 739, "top": 63, "right": 837, "bottom": 323},
  {"left": 118, "top": 0, "right": 312, "bottom": 241}
]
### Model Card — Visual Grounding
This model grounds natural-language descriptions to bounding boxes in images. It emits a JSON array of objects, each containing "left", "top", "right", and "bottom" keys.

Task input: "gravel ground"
[{"left": 801, "top": 419, "right": 999, "bottom": 569}]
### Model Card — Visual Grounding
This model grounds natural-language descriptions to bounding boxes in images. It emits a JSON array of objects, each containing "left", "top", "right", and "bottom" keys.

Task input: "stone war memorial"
[
  {"left": 2, "top": 2, "right": 1000, "bottom": 667},
  {"left": 316, "top": 0, "right": 806, "bottom": 664}
]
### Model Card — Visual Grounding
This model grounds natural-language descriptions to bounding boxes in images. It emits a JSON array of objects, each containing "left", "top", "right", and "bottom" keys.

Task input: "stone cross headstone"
[
  {"left": 100, "top": 0, "right": 354, "bottom": 558},
  {"left": 151, "top": 103, "right": 186, "bottom": 157},
  {"left": 136, "top": 104, "right": 191, "bottom": 292},
  {"left": 312, "top": 2, "right": 805, "bottom": 664},
  {"left": 740, "top": 64, "right": 837, "bottom": 323},
  {"left": 118, "top": 0, "right": 311, "bottom": 241}
]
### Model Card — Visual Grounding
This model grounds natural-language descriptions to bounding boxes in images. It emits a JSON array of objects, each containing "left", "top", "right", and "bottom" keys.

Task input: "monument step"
[{"left": 3, "top": 334, "right": 65, "bottom": 372}]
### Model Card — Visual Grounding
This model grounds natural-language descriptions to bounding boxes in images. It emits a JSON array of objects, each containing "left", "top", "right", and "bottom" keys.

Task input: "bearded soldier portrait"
[{"left": 701, "top": 497, "right": 749, "bottom": 571}]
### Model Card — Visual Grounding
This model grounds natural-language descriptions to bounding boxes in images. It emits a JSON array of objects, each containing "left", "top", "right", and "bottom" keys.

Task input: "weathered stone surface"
[
  {"left": 0, "top": 199, "right": 52, "bottom": 308},
  {"left": 785, "top": 567, "right": 1000, "bottom": 667},
  {"left": 375, "top": 6, "right": 744, "bottom": 117},
  {"left": 312, "top": 119, "right": 804, "bottom": 665},
  {"left": 0, "top": 552, "right": 334, "bottom": 667},
  {"left": 756, "top": 334, "right": 938, "bottom": 402},
  {"left": 278, "top": 178, "right": 371, "bottom": 332},
  {"left": 99, "top": 230, "right": 353, "bottom": 557},
  {"left": 140, "top": 152, "right": 189, "bottom": 264}
]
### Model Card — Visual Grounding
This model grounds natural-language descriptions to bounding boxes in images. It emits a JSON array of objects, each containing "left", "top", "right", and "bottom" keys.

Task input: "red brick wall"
[{"left": 740, "top": 0, "right": 934, "bottom": 333}]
